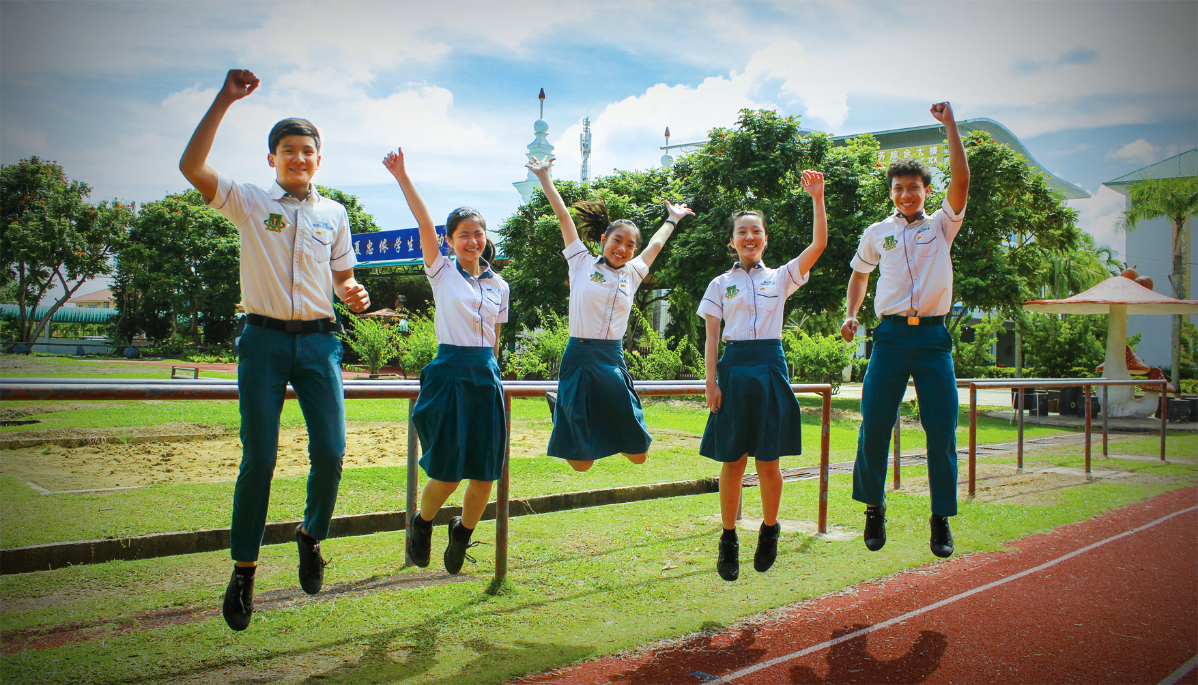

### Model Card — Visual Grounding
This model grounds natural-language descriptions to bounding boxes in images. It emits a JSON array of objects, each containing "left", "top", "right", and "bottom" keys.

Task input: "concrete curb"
[{"left": 0, "top": 478, "right": 718, "bottom": 575}]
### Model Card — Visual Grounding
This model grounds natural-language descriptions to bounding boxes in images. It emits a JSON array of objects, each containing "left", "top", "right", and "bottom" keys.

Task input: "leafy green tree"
[
  {"left": 1039, "top": 232, "right": 1121, "bottom": 299},
  {"left": 661, "top": 110, "right": 889, "bottom": 346},
  {"left": 944, "top": 131, "right": 1079, "bottom": 330},
  {"left": 624, "top": 307, "right": 703, "bottom": 380},
  {"left": 316, "top": 186, "right": 382, "bottom": 234},
  {"left": 497, "top": 169, "right": 682, "bottom": 348},
  {"left": 950, "top": 314, "right": 1007, "bottom": 378},
  {"left": 337, "top": 304, "right": 404, "bottom": 375},
  {"left": 1, "top": 156, "right": 133, "bottom": 343},
  {"left": 1117, "top": 177, "right": 1198, "bottom": 394},
  {"left": 505, "top": 308, "right": 570, "bottom": 380},
  {"left": 1020, "top": 312, "right": 1106, "bottom": 378},
  {"left": 781, "top": 329, "right": 856, "bottom": 391},
  {"left": 113, "top": 190, "right": 239, "bottom": 344},
  {"left": 400, "top": 309, "right": 438, "bottom": 377}
]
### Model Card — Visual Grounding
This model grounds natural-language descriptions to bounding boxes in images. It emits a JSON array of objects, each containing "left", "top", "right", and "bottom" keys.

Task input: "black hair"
[
  {"left": 572, "top": 199, "right": 641, "bottom": 246},
  {"left": 268, "top": 118, "right": 321, "bottom": 154},
  {"left": 726, "top": 210, "right": 768, "bottom": 255},
  {"left": 887, "top": 158, "right": 932, "bottom": 188},
  {"left": 445, "top": 206, "right": 496, "bottom": 263}
]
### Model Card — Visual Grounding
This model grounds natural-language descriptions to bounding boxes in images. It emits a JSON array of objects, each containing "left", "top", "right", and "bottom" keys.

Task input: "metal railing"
[{"left": 1, "top": 378, "right": 833, "bottom": 582}]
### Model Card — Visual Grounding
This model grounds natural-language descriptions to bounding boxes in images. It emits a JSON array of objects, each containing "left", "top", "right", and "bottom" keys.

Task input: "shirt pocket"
[
  {"left": 755, "top": 283, "right": 782, "bottom": 312},
  {"left": 916, "top": 234, "right": 939, "bottom": 258},
  {"left": 311, "top": 232, "right": 332, "bottom": 263}
]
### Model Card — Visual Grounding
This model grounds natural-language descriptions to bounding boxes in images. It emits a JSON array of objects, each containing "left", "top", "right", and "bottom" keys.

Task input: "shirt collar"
[
  {"left": 731, "top": 260, "right": 767, "bottom": 273},
  {"left": 271, "top": 181, "right": 318, "bottom": 202},
  {"left": 893, "top": 210, "right": 926, "bottom": 225},
  {"left": 455, "top": 258, "right": 495, "bottom": 281}
]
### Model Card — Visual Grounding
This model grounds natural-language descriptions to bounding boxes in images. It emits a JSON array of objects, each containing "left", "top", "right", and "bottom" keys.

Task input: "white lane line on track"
[
  {"left": 711, "top": 505, "right": 1198, "bottom": 685},
  {"left": 1159, "top": 654, "right": 1198, "bottom": 685}
]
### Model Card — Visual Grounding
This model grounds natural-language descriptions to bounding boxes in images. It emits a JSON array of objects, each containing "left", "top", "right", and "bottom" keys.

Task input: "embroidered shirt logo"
[
  {"left": 725, "top": 285, "right": 740, "bottom": 299},
  {"left": 883, "top": 235, "right": 898, "bottom": 251},
  {"left": 590, "top": 271, "right": 606, "bottom": 284},
  {"left": 263, "top": 213, "right": 286, "bottom": 233}
]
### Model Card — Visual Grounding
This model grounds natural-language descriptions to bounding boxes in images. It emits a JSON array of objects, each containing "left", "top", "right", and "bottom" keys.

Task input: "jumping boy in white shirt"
[
  {"left": 179, "top": 69, "right": 371, "bottom": 631},
  {"left": 841, "top": 102, "right": 970, "bottom": 559}
]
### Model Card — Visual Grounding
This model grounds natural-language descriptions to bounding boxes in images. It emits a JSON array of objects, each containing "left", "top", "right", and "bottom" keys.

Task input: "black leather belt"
[
  {"left": 882, "top": 314, "right": 946, "bottom": 326},
  {"left": 245, "top": 313, "right": 343, "bottom": 334}
]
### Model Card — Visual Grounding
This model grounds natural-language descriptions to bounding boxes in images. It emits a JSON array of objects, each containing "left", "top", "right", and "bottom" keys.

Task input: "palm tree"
[
  {"left": 1118, "top": 177, "right": 1198, "bottom": 395},
  {"left": 1042, "top": 233, "right": 1122, "bottom": 300}
]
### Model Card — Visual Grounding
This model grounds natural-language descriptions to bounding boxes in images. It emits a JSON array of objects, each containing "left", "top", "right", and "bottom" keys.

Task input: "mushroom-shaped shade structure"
[
  {"left": 1023, "top": 276, "right": 1198, "bottom": 416},
  {"left": 358, "top": 308, "right": 401, "bottom": 318}
]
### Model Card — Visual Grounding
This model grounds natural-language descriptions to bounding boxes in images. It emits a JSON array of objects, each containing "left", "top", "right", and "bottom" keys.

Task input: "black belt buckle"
[{"left": 286, "top": 320, "right": 303, "bottom": 333}]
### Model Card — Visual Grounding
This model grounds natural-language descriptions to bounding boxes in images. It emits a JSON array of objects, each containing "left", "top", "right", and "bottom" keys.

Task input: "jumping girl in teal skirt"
[
  {"left": 698, "top": 170, "right": 828, "bottom": 581},
  {"left": 526, "top": 156, "right": 693, "bottom": 471},
  {"left": 383, "top": 149, "right": 510, "bottom": 575}
]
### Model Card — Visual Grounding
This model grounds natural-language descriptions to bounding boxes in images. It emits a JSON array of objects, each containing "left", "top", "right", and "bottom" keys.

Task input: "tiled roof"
[{"left": 1105, "top": 148, "right": 1198, "bottom": 186}]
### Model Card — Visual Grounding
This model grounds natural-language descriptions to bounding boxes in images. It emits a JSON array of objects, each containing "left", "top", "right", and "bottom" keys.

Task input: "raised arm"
[
  {"left": 179, "top": 70, "right": 259, "bottom": 202},
  {"left": 639, "top": 201, "right": 695, "bottom": 268},
  {"left": 795, "top": 170, "right": 828, "bottom": 277},
  {"left": 932, "top": 102, "right": 969, "bottom": 214},
  {"left": 382, "top": 149, "right": 439, "bottom": 268},
  {"left": 526, "top": 156, "right": 579, "bottom": 246}
]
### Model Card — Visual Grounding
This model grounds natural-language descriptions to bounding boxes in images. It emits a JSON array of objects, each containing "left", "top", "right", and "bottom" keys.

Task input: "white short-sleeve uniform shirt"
[
  {"left": 696, "top": 257, "right": 810, "bottom": 341},
  {"left": 425, "top": 253, "right": 510, "bottom": 348},
  {"left": 562, "top": 239, "right": 649, "bottom": 340},
  {"left": 206, "top": 174, "right": 357, "bottom": 321},
  {"left": 849, "top": 199, "right": 966, "bottom": 317}
]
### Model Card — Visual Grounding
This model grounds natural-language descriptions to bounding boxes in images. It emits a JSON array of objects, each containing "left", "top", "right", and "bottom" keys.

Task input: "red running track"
[{"left": 521, "top": 486, "right": 1198, "bottom": 685}]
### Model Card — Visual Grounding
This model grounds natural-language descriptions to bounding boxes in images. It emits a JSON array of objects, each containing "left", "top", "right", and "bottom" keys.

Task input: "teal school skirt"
[
  {"left": 699, "top": 339, "right": 802, "bottom": 463},
  {"left": 413, "top": 344, "right": 506, "bottom": 482},
  {"left": 547, "top": 338, "right": 652, "bottom": 461}
]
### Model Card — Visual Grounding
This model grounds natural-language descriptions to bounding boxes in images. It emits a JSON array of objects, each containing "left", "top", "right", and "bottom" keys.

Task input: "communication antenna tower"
[{"left": 580, "top": 117, "right": 592, "bottom": 183}]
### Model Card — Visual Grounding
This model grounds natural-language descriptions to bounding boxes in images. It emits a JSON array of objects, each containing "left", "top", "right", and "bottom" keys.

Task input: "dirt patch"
[
  {"left": 0, "top": 420, "right": 580, "bottom": 491},
  {"left": 1, "top": 421, "right": 227, "bottom": 448},
  {"left": 0, "top": 402, "right": 130, "bottom": 421}
]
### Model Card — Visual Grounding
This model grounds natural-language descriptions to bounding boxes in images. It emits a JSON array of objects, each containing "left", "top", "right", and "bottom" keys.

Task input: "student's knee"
[
  {"left": 721, "top": 455, "right": 749, "bottom": 475},
  {"left": 623, "top": 452, "right": 647, "bottom": 465},
  {"left": 568, "top": 460, "right": 594, "bottom": 472}
]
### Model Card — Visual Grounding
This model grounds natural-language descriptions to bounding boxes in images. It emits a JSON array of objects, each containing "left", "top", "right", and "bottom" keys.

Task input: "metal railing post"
[
  {"left": 1160, "top": 395, "right": 1168, "bottom": 461},
  {"left": 496, "top": 393, "right": 512, "bottom": 582},
  {"left": 818, "top": 389, "right": 831, "bottom": 534},
  {"left": 1102, "top": 385, "right": 1109, "bottom": 458},
  {"left": 1084, "top": 385, "right": 1092, "bottom": 476},
  {"left": 405, "top": 397, "right": 418, "bottom": 567},
  {"left": 892, "top": 417, "right": 901, "bottom": 489},
  {"left": 968, "top": 384, "right": 977, "bottom": 497},
  {"left": 1016, "top": 387, "right": 1024, "bottom": 473}
]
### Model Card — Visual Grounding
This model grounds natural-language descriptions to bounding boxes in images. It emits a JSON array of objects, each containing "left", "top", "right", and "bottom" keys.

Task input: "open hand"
[
  {"left": 664, "top": 200, "right": 695, "bottom": 223},
  {"left": 930, "top": 102, "right": 954, "bottom": 124},
  {"left": 526, "top": 155, "right": 554, "bottom": 178},
  {"left": 382, "top": 149, "right": 406, "bottom": 178},
  {"left": 840, "top": 317, "right": 858, "bottom": 343},
  {"left": 342, "top": 282, "right": 370, "bottom": 312},
  {"left": 800, "top": 169, "right": 825, "bottom": 198},
  {"left": 221, "top": 69, "right": 259, "bottom": 102}
]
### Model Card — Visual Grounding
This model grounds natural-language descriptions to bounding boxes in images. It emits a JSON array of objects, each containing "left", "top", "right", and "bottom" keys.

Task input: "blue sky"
[{"left": 2, "top": 1, "right": 1195, "bottom": 297}]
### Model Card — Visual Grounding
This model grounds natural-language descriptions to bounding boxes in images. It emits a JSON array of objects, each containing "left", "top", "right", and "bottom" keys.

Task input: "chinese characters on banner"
[
  {"left": 877, "top": 141, "right": 949, "bottom": 166},
  {"left": 352, "top": 225, "right": 450, "bottom": 263}
]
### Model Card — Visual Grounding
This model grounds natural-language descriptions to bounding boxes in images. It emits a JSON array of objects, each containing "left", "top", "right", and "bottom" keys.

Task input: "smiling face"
[
  {"left": 729, "top": 213, "right": 768, "bottom": 265},
  {"left": 451, "top": 217, "right": 488, "bottom": 267},
  {"left": 890, "top": 174, "right": 930, "bottom": 218},
  {"left": 601, "top": 225, "right": 640, "bottom": 268},
  {"left": 268, "top": 134, "right": 320, "bottom": 193}
]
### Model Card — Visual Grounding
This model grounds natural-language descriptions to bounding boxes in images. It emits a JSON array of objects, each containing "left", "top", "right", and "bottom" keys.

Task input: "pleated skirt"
[
  {"left": 699, "top": 339, "right": 802, "bottom": 463},
  {"left": 413, "top": 344, "right": 506, "bottom": 482},
  {"left": 547, "top": 338, "right": 653, "bottom": 461}
]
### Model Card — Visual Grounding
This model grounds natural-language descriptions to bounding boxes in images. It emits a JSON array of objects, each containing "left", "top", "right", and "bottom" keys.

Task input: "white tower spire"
[
  {"left": 580, "top": 117, "right": 592, "bottom": 183},
  {"left": 513, "top": 88, "right": 555, "bottom": 203}
]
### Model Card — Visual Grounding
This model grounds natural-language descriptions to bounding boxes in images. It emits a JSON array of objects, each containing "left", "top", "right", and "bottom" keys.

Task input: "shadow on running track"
[{"left": 789, "top": 624, "right": 948, "bottom": 684}]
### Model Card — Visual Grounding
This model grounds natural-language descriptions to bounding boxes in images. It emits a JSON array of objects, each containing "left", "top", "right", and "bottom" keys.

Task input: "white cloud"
[
  {"left": 1070, "top": 185, "right": 1128, "bottom": 259},
  {"left": 1106, "top": 139, "right": 1162, "bottom": 165}
]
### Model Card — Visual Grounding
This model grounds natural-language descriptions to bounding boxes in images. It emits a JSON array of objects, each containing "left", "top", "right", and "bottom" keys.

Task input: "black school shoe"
[
  {"left": 408, "top": 511, "right": 433, "bottom": 568},
  {"left": 222, "top": 569, "right": 254, "bottom": 631},
  {"left": 296, "top": 527, "right": 328, "bottom": 595},
  {"left": 930, "top": 515, "right": 954, "bottom": 558},
  {"left": 444, "top": 517, "right": 482, "bottom": 575},
  {"left": 717, "top": 529, "right": 739, "bottom": 582},
  {"left": 864, "top": 504, "right": 887, "bottom": 551},
  {"left": 753, "top": 522, "right": 781, "bottom": 573}
]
